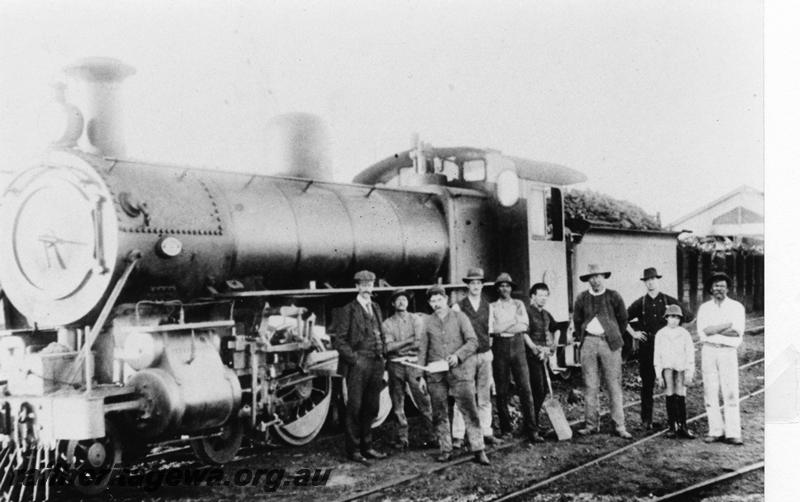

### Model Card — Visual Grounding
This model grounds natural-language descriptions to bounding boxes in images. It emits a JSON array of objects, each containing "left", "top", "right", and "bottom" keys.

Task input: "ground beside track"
[{"left": 67, "top": 315, "right": 764, "bottom": 502}]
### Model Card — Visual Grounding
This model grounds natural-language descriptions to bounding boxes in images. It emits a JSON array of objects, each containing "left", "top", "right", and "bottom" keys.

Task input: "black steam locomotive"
[{"left": 0, "top": 57, "right": 587, "bottom": 497}]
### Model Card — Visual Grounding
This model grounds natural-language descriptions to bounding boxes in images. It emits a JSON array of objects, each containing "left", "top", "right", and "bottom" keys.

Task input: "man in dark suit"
[
  {"left": 626, "top": 267, "right": 694, "bottom": 431},
  {"left": 332, "top": 270, "right": 388, "bottom": 464}
]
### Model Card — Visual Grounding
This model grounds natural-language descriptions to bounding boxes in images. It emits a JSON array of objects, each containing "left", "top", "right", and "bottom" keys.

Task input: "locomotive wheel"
[
  {"left": 61, "top": 419, "right": 123, "bottom": 496},
  {"left": 341, "top": 370, "right": 392, "bottom": 429},
  {"left": 190, "top": 417, "right": 244, "bottom": 465},
  {"left": 273, "top": 375, "right": 332, "bottom": 445}
]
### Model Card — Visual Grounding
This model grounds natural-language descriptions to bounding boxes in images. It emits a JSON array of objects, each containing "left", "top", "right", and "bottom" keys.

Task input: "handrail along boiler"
[{"left": 0, "top": 58, "right": 586, "bottom": 495}]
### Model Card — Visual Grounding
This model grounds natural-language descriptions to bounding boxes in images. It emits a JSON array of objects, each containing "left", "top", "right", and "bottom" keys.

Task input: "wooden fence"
[{"left": 676, "top": 247, "right": 764, "bottom": 313}]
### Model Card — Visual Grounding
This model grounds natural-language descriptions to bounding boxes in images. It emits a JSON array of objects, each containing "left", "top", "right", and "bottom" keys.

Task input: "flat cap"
[
  {"left": 353, "top": 270, "right": 376, "bottom": 282},
  {"left": 426, "top": 285, "right": 447, "bottom": 298}
]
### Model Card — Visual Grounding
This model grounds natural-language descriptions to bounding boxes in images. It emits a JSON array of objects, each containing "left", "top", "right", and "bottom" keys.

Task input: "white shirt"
[
  {"left": 356, "top": 295, "right": 374, "bottom": 315},
  {"left": 696, "top": 296, "right": 745, "bottom": 348},
  {"left": 653, "top": 325, "right": 695, "bottom": 374}
]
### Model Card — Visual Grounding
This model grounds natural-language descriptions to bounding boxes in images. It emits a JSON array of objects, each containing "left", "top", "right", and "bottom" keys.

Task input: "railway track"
[
  {"left": 651, "top": 460, "right": 764, "bottom": 502},
  {"left": 334, "top": 356, "right": 764, "bottom": 502},
  {"left": 490, "top": 386, "right": 764, "bottom": 501},
  {"left": 131, "top": 323, "right": 765, "bottom": 501}
]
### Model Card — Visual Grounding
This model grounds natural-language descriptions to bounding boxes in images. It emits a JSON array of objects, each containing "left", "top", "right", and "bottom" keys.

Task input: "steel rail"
[
  {"left": 651, "top": 460, "right": 764, "bottom": 501},
  {"left": 491, "top": 387, "right": 765, "bottom": 502},
  {"left": 334, "top": 356, "right": 765, "bottom": 502}
]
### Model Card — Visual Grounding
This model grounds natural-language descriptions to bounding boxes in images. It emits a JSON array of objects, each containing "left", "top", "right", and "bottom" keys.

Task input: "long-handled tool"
[
  {"left": 544, "top": 359, "right": 573, "bottom": 440},
  {"left": 392, "top": 357, "right": 449, "bottom": 373}
]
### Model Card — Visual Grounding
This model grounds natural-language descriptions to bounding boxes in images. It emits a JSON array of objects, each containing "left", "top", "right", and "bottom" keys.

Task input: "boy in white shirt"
[{"left": 654, "top": 305, "right": 695, "bottom": 439}]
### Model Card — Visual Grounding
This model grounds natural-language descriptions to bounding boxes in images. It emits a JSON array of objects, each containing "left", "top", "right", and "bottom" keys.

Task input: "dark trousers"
[
  {"left": 526, "top": 353, "right": 547, "bottom": 428},
  {"left": 492, "top": 335, "right": 537, "bottom": 436},
  {"left": 388, "top": 362, "right": 434, "bottom": 442},
  {"left": 344, "top": 355, "right": 384, "bottom": 455},
  {"left": 429, "top": 376, "right": 484, "bottom": 453},
  {"left": 638, "top": 339, "right": 656, "bottom": 423}
]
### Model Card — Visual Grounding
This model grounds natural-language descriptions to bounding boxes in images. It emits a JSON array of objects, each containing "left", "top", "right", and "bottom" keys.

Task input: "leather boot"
[
  {"left": 473, "top": 450, "right": 490, "bottom": 465},
  {"left": 676, "top": 396, "right": 695, "bottom": 439},
  {"left": 665, "top": 396, "right": 677, "bottom": 438}
]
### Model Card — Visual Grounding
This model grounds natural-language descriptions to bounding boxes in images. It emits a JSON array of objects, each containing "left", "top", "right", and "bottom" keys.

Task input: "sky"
[{"left": 0, "top": 0, "right": 763, "bottom": 225}]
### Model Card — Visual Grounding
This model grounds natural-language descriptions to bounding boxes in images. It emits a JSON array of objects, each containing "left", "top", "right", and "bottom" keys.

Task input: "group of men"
[{"left": 332, "top": 263, "right": 747, "bottom": 466}]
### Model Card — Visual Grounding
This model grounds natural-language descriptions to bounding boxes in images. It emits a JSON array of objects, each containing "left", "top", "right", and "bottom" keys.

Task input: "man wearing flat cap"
[
  {"left": 419, "top": 285, "right": 490, "bottom": 465},
  {"left": 332, "top": 270, "right": 388, "bottom": 464},
  {"left": 383, "top": 289, "right": 435, "bottom": 449},
  {"left": 490, "top": 273, "right": 539, "bottom": 443},
  {"left": 573, "top": 264, "right": 632, "bottom": 438},
  {"left": 696, "top": 272, "right": 745, "bottom": 445},
  {"left": 626, "top": 267, "right": 694, "bottom": 430},
  {"left": 451, "top": 267, "right": 498, "bottom": 447}
]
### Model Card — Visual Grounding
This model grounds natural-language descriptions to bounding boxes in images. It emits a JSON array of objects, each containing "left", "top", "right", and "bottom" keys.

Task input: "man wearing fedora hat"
[
  {"left": 383, "top": 289, "right": 435, "bottom": 449},
  {"left": 451, "top": 267, "right": 498, "bottom": 447},
  {"left": 696, "top": 271, "right": 745, "bottom": 445},
  {"left": 490, "top": 273, "right": 539, "bottom": 443},
  {"left": 573, "top": 264, "right": 632, "bottom": 438},
  {"left": 626, "top": 267, "right": 694, "bottom": 430},
  {"left": 332, "top": 270, "right": 388, "bottom": 464}
]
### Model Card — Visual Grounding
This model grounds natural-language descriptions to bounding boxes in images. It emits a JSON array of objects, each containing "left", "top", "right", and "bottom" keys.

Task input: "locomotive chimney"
[
  {"left": 63, "top": 57, "right": 136, "bottom": 158},
  {"left": 264, "top": 113, "right": 332, "bottom": 181}
]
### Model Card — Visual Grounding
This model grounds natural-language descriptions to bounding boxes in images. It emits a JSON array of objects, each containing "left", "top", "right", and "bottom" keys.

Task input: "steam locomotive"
[{"left": 0, "top": 57, "right": 590, "bottom": 497}]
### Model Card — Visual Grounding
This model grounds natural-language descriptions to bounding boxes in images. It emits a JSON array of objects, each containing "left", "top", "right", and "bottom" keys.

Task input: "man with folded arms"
[{"left": 697, "top": 272, "right": 746, "bottom": 446}]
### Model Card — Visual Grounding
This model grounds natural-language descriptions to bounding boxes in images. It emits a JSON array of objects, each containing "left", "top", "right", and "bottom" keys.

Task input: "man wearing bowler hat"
[
  {"left": 383, "top": 288, "right": 435, "bottom": 449},
  {"left": 696, "top": 271, "right": 745, "bottom": 445},
  {"left": 490, "top": 273, "right": 539, "bottom": 443},
  {"left": 573, "top": 264, "right": 632, "bottom": 438},
  {"left": 332, "top": 270, "right": 388, "bottom": 464},
  {"left": 451, "top": 267, "right": 498, "bottom": 448},
  {"left": 626, "top": 267, "right": 694, "bottom": 430}
]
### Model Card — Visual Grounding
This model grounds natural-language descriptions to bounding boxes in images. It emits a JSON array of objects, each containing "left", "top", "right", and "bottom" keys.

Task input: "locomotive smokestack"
[
  {"left": 264, "top": 113, "right": 332, "bottom": 181},
  {"left": 63, "top": 57, "right": 136, "bottom": 158}
]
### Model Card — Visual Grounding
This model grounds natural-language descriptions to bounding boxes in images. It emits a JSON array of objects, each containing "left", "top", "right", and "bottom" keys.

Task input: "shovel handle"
[{"left": 544, "top": 359, "right": 555, "bottom": 396}]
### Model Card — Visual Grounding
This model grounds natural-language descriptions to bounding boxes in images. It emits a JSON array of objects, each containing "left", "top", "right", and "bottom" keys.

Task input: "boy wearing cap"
[
  {"left": 696, "top": 272, "right": 745, "bottom": 445},
  {"left": 451, "top": 267, "right": 497, "bottom": 447},
  {"left": 653, "top": 305, "right": 695, "bottom": 439},
  {"left": 419, "top": 285, "right": 490, "bottom": 465},
  {"left": 332, "top": 270, "right": 388, "bottom": 464},
  {"left": 626, "top": 267, "right": 694, "bottom": 430},
  {"left": 383, "top": 289, "right": 435, "bottom": 449},
  {"left": 490, "top": 273, "right": 539, "bottom": 443},
  {"left": 572, "top": 264, "right": 632, "bottom": 438}
]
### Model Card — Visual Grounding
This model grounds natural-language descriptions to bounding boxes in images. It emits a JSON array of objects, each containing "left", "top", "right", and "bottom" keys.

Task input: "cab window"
[{"left": 462, "top": 159, "right": 486, "bottom": 181}]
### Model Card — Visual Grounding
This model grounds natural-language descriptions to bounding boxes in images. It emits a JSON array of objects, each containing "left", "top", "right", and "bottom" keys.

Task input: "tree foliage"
[{"left": 564, "top": 189, "right": 662, "bottom": 230}]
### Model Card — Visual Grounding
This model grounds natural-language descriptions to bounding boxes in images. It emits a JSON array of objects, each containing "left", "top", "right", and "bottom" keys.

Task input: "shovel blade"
[{"left": 544, "top": 397, "right": 573, "bottom": 440}]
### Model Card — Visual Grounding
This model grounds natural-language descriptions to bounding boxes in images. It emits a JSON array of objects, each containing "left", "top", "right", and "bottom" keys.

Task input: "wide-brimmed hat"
[
  {"left": 579, "top": 264, "right": 611, "bottom": 282},
  {"left": 462, "top": 267, "right": 485, "bottom": 284},
  {"left": 640, "top": 267, "right": 662, "bottom": 281},
  {"left": 706, "top": 271, "right": 733, "bottom": 291},
  {"left": 353, "top": 270, "right": 376, "bottom": 282},
  {"left": 494, "top": 272, "right": 516, "bottom": 288},
  {"left": 663, "top": 304, "right": 683, "bottom": 318},
  {"left": 390, "top": 289, "right": 410, "bottom": 302}
]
